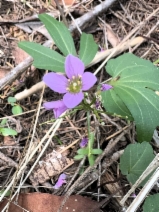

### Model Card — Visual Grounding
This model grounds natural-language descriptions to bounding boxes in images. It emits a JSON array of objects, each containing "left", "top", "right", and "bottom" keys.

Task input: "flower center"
[{"left": 66, "top": 75, "right": 82, "bottom": 93}]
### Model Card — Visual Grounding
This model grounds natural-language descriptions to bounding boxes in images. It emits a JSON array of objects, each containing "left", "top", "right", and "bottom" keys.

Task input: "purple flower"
[
  {"left": 80, "top": 137, "right": 88, "bottom": 148},
  {"left": 53, "top": 173, "right": 67, "bottom": 189},
  {"left": 43, "top": 100, "right": 68, "bottom": 118},
  {"left": 101, "top": 84, "right": 113, "bottom": 91},
  {"left": 95, "top": 100, "right": 100, "bottom": 109},
  {"left": 43, "top": 55, "right": 97, "bottom": 108}
]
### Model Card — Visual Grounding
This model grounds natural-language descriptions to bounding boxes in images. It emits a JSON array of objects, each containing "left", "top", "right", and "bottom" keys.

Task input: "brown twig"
[
  {"left": 138, "top": 34, "right": 159, "bottom": 44},
  {"left": 54, "top": 0, "right": 68, "bottom": 27}
]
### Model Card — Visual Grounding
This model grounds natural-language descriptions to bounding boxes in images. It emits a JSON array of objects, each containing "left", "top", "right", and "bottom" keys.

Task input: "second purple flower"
[{"left": 43, "top": 55, "right": 97, "bottom": 108}]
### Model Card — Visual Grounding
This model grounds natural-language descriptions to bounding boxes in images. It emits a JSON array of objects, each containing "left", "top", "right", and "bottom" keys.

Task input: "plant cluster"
[{"left": 4, "top": 13, "right": 159, "bottom": 210}]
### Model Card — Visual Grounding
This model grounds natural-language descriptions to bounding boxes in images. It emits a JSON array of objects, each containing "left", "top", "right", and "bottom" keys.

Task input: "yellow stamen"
[{"left": 77, "top": 81, "right": 81, "bottom": 85}]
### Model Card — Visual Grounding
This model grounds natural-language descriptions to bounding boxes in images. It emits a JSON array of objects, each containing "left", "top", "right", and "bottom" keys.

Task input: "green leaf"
[
  {"left": 88, "top": 154, "right": 95, "bottom": 166},
  {"left": 120, "top": 142, "right": 155, "bottom": 186},
  {"left": 77, "top": 148, "right": 88, "bottom": 155},
  {"left": 74, "top": 155, "right": 85, "bottom": 160},
  {"left": 0, "top": 128, "right": 17, "bottom": 136},
  {"left": 143, "top": 194, "right": 159, "bottom": 212},
  {"left": 102, "top": 53, "right": 159, "bottom": 141},
  {"left": 91, "top": 148, "right": 103, "bottom": 155},
  {"left": 8, "top": 97, "right": 16, "bottom": 103},
  {"left": 101, "top": 89, "right": 133, "bottom": 120},
  {"left": 39, "top": 14, "right": 76, "bottom": 56},
  {"left": 0, "top": 119, "right": 7, "bottom": 127},
  {"left": 12, "top": 105, "right": 23, "bottom": 115},
  {"left": 18, "top": 41, "right": 65, "bottom": 73},
  {"left": 79, "top": 33, "right": 98, "bottom": 66}
]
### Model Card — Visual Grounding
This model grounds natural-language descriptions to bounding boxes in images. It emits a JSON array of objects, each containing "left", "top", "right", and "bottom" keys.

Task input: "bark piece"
[{"left": 30, "top": 150, "right": 74, "bottom": 186}]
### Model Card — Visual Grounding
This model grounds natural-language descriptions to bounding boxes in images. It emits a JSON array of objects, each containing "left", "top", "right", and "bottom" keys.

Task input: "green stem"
[{"left": 87, "top": 111, "right": 92, "bottom": 157}]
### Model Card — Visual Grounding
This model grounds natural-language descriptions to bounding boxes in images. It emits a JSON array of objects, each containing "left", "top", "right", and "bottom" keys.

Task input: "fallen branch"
[{"left": 15, "top": 81, "right": 45, "bottom": 101}]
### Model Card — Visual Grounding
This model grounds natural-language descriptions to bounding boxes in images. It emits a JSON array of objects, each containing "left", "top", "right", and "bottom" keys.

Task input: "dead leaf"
[
  {"left": 30, "top": 150, "right": 74, "bottom": 186},
  {"left": 0, "top": 193, "right": 101, "bottom": 212},
  {"left": 3, "top": 136, "right": 16, "bottom": 146},
  {"left": 12, "top": 46, "right": 29, "bottom": 65},
  {"left": 106, "top": 23, "right": 120, "bottom": 47},
  {"left": 10, "top": 26, "right": 28, "bottom": 41},
  {"left": 0, "top": 67, "right": 11, "bottom": 79}
]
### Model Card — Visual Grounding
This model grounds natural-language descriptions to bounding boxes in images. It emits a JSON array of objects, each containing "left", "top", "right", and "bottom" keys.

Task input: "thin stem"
[{"left": 87, "top": 111, "right": 90, "bottom": 136}]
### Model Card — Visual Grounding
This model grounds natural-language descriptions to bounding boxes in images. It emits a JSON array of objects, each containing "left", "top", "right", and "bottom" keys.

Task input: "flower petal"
[
  {"left": 82, "top": 72, "right": 97, "bottom": 91},
  {"left": 63, "top": 91, "right": 84, "bottom": 108},
  {"left": 53, "top": 173, "right": 67, "bottom": 189},
  {"left": 43, "top": 100, "right": 68, "bottom": 118},
  {"left": 59, "top": 173, "right": 67, "bottom": 180},
  {"left": 43, "top": 100, "right": 64, "bottom": 109},
  {"left": 53, "top": 104, "right": 68, "bottom": 118},
  {"left": 65, "top": 55, "right": 85, "bottom": 79},
  {"left": 101, "top": 84, "right": 113, "bottom": 91},
  {"left": 43, "top": 73, "right": 67, "bottom": 93},
  {"left": 80, "top": 138, "right": 88, "bottom": 148}
]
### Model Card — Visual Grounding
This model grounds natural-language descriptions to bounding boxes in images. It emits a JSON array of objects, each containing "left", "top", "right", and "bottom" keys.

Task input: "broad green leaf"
[
  {"left": 74, "top": 155, "right": 85, "bottom": 160},
  {"left": 79, "top": 33, "right": 98, "bottom": 66},
  {"left": 8, "top": 97, "right": 16, "bottom": 103},
  {"left": 153, "top": 58, "right": 159, "bottom": 64},
  {"left": 91, "top": 149, "right": 103, "bottom": 155},
  {"left": 120, "top": 142, "right": 155, "bottom": 186},
  {"left": 39, "top": 14, "right": 76, "bottom": 56},
  {"left": 12, "top": 105, "right": 23, "bottom": 115},
  {"left": 0, "top": 128, "right": 17, "bottom": 136},
  {"left": 101, "top": 89, "right": 133, "bottom": 120},
  {"left": 143, "top": 194, "right": 159, "bottom": 212},
  {"left": 0, "top": 119, "right": 7, "bottom": 127},
  {"left": 102, "top": 53, "right": 159, "bottom": 142},
  {"left": 77, "top": 148, "right": 88, "bottom": 155},
  {"left": 88, "top": 154, "right": 95, "bottom": 166},
  {"left": 18, "top": 42, "right": 65, "bottom": 73}
]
